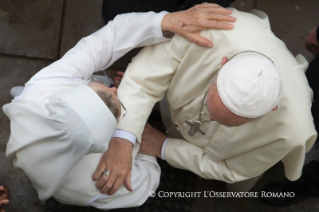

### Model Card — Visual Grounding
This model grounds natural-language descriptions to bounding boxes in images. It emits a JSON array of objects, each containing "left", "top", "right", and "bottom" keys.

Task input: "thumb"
[{"left": 124, "top": 169, "right": 133, "bottom": 191}]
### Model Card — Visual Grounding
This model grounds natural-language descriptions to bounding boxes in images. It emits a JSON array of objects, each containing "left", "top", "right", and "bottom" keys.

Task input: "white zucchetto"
[{"left": 217, "top": 54, "right": 283, "bottom": 118}]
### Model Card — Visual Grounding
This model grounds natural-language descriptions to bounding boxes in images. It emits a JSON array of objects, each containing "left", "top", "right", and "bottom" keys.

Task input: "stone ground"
[{"left": 0, "top": 0, "right": 319, "bottom": 211}]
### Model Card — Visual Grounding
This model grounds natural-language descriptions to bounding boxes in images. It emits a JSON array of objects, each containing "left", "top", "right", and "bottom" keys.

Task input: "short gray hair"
[{"left": 95, "top": 89, "right": 120, "bottom": 121}]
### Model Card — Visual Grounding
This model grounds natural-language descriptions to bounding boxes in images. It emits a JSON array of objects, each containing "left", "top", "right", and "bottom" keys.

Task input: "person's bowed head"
[{"left": 206, "top": 53, "right": 282, "bottom": 127}]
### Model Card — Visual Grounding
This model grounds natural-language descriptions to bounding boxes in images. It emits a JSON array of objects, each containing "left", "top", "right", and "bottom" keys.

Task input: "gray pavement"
[{"left": 0, "top": 0, "right": 319, "bottom": 211}]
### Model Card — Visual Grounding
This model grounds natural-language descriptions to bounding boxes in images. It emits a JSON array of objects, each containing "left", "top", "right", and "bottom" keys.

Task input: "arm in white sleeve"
[
  {"left": 116, "top": 36, "right": 188, "bottom": 142},
  {"left": 164, "top": 137, "right": 288, "bottom": 183},
  {"left": 26, "top": 11, "right": 169, "bottom": 86},
  {"left": 112, "top": 130, "right": 136, "bottom": 145}
]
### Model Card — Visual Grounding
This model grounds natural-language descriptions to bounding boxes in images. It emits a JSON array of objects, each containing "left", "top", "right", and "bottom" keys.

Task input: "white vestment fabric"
[
  {"left": 3, "top": 12, "right": 169, "bottom": 209},
  {"left": 117, "top": 9, "right": 317, "bottom": 183}
]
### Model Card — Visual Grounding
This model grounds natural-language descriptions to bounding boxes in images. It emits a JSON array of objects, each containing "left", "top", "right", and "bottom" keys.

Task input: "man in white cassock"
[
  {"left": 3, "top": 4, "right": 236, "bottom": 209},
  {"left": 114, "top": 8, "right": 317, "bottom": 192}
]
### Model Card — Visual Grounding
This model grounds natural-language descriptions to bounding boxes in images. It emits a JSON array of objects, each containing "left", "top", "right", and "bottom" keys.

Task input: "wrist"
[
  {"left": 110, "top": 137, "right": 133, "bottom": 149},
  {"left": 161, "top": 12, "right": 176, "bottom": 33}
]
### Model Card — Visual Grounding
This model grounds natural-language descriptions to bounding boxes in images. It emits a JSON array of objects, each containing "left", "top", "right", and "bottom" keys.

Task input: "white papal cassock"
[
  {"left": 116, "top": 9, "right": 317, "bottom": 188},
  {"left": 3, "top": 12, "right": 169, "bottom": 209}
]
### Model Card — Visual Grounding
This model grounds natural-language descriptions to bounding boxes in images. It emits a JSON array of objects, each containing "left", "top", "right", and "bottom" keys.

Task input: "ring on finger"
[{"left": 102, "top": 169, "right": 111, "bottom": 176}]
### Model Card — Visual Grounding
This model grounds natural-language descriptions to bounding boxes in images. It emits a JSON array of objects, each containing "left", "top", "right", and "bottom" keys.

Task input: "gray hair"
[{"left": 95, "top": 89, "right": 120, "bottom": 121}]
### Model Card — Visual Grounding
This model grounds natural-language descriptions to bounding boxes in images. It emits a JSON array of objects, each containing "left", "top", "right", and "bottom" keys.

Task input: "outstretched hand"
[
  {"left": 0, "top": 186, "right": 9, "bottom": 212},
  {"left": 139, "top": 123, "right": 167, "bottom": 158},
  {"left": 92, "top": 138, "right": 133, "bottom": 195},
  {"left": 161, "top": 3, "right": 236, "bottom": 48}
]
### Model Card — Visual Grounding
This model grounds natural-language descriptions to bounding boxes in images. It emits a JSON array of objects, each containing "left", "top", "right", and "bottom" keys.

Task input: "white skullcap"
[{"left": 217, "top": 54, "right": 283, "bottom": 118}]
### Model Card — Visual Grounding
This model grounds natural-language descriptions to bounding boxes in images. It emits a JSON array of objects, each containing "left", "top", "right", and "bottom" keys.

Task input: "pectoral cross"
[{"left": 185, "top": 119, "right": 205, "bottom": 136}]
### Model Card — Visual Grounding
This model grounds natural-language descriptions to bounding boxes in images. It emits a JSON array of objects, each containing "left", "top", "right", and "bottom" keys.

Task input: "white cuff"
[
  {"left": 161, "top": 138, "right": 170, "bottom": 160},
  {"left": 154, "top": 11, "right": 169, "bottom": 38},
  {"left": 112, "top": 130, "right": 136, "bottom": 146}
]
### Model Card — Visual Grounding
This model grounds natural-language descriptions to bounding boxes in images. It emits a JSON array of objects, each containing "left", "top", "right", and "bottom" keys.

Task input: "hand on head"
[
  {"left": 305, "top": 25, "right": 319, "bottom": 56},
  {"left": 0, "top": 186, "right": 10, "bottom": 212},
  {"left": 161, "top": 3, "right": 237, "bottom": 48}
]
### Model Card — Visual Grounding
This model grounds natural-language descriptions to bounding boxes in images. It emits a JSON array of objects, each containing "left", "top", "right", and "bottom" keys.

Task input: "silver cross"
[{"left": 185, "top": 120, "right": 205, "bottom": 136}]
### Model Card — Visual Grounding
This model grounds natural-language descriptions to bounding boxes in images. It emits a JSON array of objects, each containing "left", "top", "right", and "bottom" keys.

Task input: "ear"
[
  {"left": 271, "top": 105, "right": 278, "bottom": 111},
  {"left": 222, "top": 56, "right": 229, "bottom": 66}
]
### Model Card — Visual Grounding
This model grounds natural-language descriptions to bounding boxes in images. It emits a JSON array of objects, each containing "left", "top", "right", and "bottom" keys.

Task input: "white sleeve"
[
  {"left": 112, "top": 130, "right": 136, "bottom": 145},
  {"left": 161, "top": 138, "right": 170, "bottom": 160},
  {"left": 26, "top": 11, "right": 169, "bottom": 86}
]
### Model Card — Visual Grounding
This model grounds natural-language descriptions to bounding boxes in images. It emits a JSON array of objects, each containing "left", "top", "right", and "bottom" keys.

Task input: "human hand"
[
  {"left": 0, "top": 186, "right": 9, "bottom": 212},
  {"left": 305, "top": 25, "right": 319, "bottom": 56},
  {"left": 92, "top": 138, "right": 133, "bottom": 195},
  {"left": 113, "top": 71, "right": 125, "bottom": 88},
  {"left": 222, "top": 56, "right": 229, "bottom": 65},
  {"left": 161, "top": 3, "right": 236, "bottom": 48},
  {"left": 139, "top": 123, "right": 167, "bottom": 158}
]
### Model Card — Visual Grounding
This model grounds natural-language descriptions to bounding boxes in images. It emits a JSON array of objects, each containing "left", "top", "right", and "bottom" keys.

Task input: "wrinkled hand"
[
  {"left": 0, "top": 186, "right": 9, "bottom": 212},
  {"left": 139, "top": 123, "right": 167, "bottom": 158},
  {"left": 113, "top": 71, "right": 125, "bottom": 88},
  {"left": 305, "top": 25, "right": 319, "bottom": 56},
  {"left": 161, "top": 3, "right": 236, "bottom": 48},
  {"left": 92, "top": 138, "right": 133, "bottom": 195}
]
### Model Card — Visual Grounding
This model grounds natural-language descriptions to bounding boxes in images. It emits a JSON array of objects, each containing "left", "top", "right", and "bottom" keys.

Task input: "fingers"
[
  {"left": 113, "top": 77, "right": 122, "bottom": 88},
  {"left": 0, "top": 187, "right": 9, "bottom": 199},
  {"left": 189, "top": 3, "right": 233, "bottom": 15},
  {"left": 95, "top": 172, "right": 110, "bottom": 190},
  {"left": 92, "top": 160, "right": 106, "bottom": 182},
  {"left": 113, "top": 71, "right": 124, "bottom": 88},
  {"left": 205, "top": 7, "right": 234, "bottom": 16},
  {"left": 0, "top": 200, "right": 9, "bottom": 205},
  {"left": 116, "top": 71, "right": 125, "bottom": 77},
  {"left": 0, "top": 199, "right": 9, "bottom": 212},
  {"left": 191, "top": 3, "right": 223, "bottom": 9},
  {"left": 187, "top": 34, "right": 213, "bottom": 48},
  {"left": 196, "top": 19, "right": 234, "bottom": 30},
  {"left": 222, "top": 57, "right": 229, "bottom": 65},
  {"left": 107, "top": 176, "right": 125, "bottom": 195},
  {"left": 124, "top": 170, "right": 132, "bottom": 192},
  {"left": 100, "top": 174, "right": 117, "bottom": 194},
  {"left": 101, "top": 168, "right": 132, "bottom": 195},
  {"left": 194, "top": 13, "right": 235, "bottom": 30},
  {"left": 206, "top": 12, "right": 237, "bottom": 22}
]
